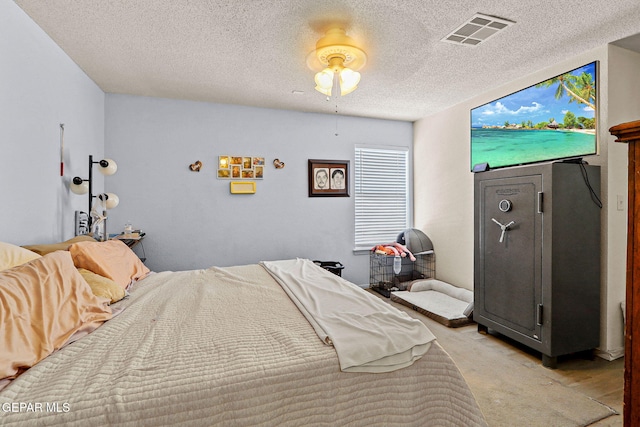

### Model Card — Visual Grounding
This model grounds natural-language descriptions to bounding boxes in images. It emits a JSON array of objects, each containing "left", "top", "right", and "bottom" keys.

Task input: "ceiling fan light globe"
[
  {"left": 314, "top": 85, "right": 332, "bottom": 96},
  {"left": 339, "top": 68, "right": 360, "bottom": 95},
  {"left": 315, "top": 69, "right": 334, "bottom": 88}
]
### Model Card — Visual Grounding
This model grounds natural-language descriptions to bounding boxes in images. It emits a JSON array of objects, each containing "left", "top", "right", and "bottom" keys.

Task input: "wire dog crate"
[{"left": 369, "top": 251, "right": 435, "bottom": 297}]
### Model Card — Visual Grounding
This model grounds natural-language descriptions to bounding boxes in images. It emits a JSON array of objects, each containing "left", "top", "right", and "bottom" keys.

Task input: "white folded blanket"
[{"left": 260, "top": 258, "right": 436, "bottom": 373}]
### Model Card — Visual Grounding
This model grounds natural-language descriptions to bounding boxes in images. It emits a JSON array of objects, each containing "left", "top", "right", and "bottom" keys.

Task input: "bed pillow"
[
  {"left": 22, "top": 235, "right": 97, "bottom": 256},
  {"left": 78, "top": 268, "right": 127, "bottom": 304},
  {"left": 0, "top": 241, "right": 41, "bottom": 271},
  {"left": 69, "top": 240, "right": 150, "bottom": 289},
  {"left": 0, "top": 251, "right": 113, "bottom": 381}
]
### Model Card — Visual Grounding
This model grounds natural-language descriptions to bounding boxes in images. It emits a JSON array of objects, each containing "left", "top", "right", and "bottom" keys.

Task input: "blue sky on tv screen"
[{"left": 471, "top": 62, "right": 596, "bottom": 128}]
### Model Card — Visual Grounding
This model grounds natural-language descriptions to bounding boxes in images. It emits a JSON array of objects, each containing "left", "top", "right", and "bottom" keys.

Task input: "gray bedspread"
[{"left": 0, "top": 263, "right": 486, "bottom": 426}]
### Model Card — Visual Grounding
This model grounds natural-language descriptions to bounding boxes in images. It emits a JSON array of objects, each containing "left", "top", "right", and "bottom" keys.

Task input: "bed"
[{"left": 0, "top": 238, "right": 486, "bottom": 426}]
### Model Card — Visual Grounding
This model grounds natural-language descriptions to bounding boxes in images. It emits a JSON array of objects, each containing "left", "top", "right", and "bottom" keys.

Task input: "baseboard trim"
[{"left": 595, "top": 347, "right": 624, "bottom": 361}]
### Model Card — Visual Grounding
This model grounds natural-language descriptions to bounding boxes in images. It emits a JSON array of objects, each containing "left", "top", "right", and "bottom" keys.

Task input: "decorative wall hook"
[
  {"left": 190, "top": 160, "right": 203, "bottom": 172},
  {"left": 273, "top": 158, "right": 285, "bottom": 169}
]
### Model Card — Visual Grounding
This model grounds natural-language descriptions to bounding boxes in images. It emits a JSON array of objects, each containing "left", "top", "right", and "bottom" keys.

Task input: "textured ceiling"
[{"left": 14, "top": 0, "right": 640, "bottom": 122}]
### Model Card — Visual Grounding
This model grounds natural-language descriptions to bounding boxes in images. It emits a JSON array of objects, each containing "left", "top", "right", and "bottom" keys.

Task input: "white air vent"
[{"left": 442, "top": 13, "right": 515, "bottom": 46}]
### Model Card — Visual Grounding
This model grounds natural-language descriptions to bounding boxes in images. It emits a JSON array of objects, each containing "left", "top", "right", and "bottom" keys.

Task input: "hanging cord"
[
  {"left": 59, "top": 124, "right": 65, "bottom": 177},
  {"left": 323, "top": 94, "right": 340, "bottom": 136},
  {"left": 578, "top": 161, "right": 602, "bottom": 209},
  {"left": 335, "top": 101, "right": 339, "bottom": 136},
  {"left": 326, "top": 71, "right": 338, "bottom": 136}
]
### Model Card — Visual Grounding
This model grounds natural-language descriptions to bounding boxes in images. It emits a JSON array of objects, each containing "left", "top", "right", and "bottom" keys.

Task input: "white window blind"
[{"left": 354, "top": 146, "right": 409, "bottom": 249}]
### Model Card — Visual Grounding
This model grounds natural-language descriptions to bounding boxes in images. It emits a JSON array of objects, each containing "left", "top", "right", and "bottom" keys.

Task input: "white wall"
[
  {"left": 413, "top": 108, "right": 473, "bottom": 288},
  {"left": 0, "top": 0, "right": 105, "bottom": 245},
  {"left": 414, "top": 45, "right": 636, "bottom": 359},
  {"left": 605, "top": 44, "right": 640, "bottom": 357},
  {"left": 104, "top": 94, "right": 412, "bottom": 285}
]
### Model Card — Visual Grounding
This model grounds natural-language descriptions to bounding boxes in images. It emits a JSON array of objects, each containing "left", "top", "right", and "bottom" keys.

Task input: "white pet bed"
[{"left": 391, "top": 279, "right": 474, "bottom": 327}]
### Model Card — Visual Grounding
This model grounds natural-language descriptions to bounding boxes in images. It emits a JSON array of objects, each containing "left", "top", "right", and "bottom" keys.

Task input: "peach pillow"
[
  {"left": 69, "top": 240, "right": 150, "bottom": 288},
  {"left": 0, "top": 241, "right": 41, "bottom": 271},
  {"left": 0, "top": 251, "right": 112, "bottom": 381},
  {"left": 22, "top": 235, "right": 97, "bottom": 256}
]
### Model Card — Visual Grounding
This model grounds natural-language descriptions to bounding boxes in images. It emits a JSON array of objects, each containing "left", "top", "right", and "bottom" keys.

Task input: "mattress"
[{"left": 0, "top": 263, "right": 486, "bottom": 426}]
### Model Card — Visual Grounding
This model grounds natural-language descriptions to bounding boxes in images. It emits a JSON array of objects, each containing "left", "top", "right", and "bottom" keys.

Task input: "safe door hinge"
[
  {"left": 537, "top": 192, "right": 544, "bottom": 213},
  {"left": 536, "top": 304, "right": 543, "bottom": 326}
]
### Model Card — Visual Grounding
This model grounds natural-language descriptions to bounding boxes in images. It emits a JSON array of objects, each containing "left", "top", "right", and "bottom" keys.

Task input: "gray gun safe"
[{"left": 474, "top": 162, "right": 601, "bottom": 368}]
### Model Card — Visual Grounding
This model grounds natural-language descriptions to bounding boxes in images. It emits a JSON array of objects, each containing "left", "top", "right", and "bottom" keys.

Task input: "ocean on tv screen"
[{"left": 470, "top": 127, "right": 595, "bottom": 169}]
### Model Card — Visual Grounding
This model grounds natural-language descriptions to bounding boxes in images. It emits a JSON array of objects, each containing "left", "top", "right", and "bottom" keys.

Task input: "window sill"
[{"left": 353, "top": 248, "right": 372, "bottom": 255}]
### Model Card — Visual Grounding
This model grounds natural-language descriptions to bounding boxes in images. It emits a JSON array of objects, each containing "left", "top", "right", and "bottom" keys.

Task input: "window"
[{"left": 354, "top": 146, "right": 410, "bottom": 250}]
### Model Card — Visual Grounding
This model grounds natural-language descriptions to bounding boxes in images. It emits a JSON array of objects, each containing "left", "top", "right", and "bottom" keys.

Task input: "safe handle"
[
  {"left": 536, "top": 304, "right": 543, "bottom": 326},
  {"left": 537, "top": 192, "right": 543, "bottom": 214}
]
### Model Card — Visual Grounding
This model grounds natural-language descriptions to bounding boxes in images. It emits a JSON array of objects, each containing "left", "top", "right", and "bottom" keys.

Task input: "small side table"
[
  {"left": 313, "top": 260, "right": 344, "bottom": 276},
  {"left": 112, "top": 232, "right": 146, "bottom": 262}
]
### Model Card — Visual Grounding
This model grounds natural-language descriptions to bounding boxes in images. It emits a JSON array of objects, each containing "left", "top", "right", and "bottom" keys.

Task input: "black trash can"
[{"left": 313, "top": 260, "right": 344, "bottom": 277}]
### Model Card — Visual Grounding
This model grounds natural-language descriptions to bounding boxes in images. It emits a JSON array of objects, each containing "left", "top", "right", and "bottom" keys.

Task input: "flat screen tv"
[{"left": 470, "top": 61, "right": 597, "bottom": 171}]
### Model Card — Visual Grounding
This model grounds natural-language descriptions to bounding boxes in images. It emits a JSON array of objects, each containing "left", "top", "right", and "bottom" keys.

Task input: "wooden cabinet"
[
  {"left": 474, "top": 162, "right": 601, "bottom": 368},
  {"left": 609, "top": 119, "right": 640, "bottom": 427}
]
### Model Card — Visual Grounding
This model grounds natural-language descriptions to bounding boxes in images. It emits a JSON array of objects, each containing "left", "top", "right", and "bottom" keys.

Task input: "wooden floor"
[
  {"left": 436, "top": 323, "right": 623, "bottom": 426},
  {"left": 373, "top": 291, "right": 624, "bottom": 426}
]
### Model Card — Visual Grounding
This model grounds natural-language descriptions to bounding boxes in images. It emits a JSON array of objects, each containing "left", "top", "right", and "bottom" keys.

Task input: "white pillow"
[{"left": 0, "top": 241, "right": 41, "bottom": 271}]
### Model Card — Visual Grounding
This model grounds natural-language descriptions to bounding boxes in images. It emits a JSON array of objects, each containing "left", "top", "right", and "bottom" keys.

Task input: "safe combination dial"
[{"left": 498, "top": 199, "right": 512, "bottom": 212}]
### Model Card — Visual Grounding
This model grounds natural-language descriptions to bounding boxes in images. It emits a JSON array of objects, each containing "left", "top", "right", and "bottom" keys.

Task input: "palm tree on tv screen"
[{"left": 536, "top": 70, "right": 596, "bottom": 117}]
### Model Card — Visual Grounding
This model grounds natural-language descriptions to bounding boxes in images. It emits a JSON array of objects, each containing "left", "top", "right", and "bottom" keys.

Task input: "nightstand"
[{"left": 111, "top": 232, "right": 146, "bottom": 262}]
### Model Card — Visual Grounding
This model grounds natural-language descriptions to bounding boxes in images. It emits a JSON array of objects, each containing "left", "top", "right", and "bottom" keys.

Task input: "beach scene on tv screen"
[{"left": 471, "top": 62, "right": 596, "bottom": 170}]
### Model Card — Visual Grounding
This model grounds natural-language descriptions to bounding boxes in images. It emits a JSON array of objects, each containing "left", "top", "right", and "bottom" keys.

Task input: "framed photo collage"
[{"left": 217, "top": 156, "right": 264, "bottom": 179}]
